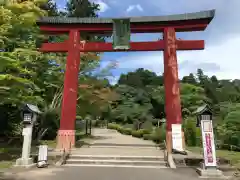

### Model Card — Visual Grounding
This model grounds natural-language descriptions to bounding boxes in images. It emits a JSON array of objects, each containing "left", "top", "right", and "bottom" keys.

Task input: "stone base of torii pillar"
[{"left": 56, "top": 130, "right": 75, "bottom": 151}]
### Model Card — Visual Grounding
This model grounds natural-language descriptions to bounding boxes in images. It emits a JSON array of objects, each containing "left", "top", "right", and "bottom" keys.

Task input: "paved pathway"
[
  {"left": 89, "top": 128, "right": 159, "bottom": 146},
  {"left": 71, "top": 128, "right": 163, "bottom": 156},
  {"left": 3, "top": 128, "right": 202, "bottom": 180},
  {"left": 11, "top": 166, "right": 200, "bottom": 180}
]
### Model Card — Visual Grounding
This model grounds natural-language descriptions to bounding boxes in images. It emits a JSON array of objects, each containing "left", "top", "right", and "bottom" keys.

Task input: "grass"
[
  {"left": 187, "top": 146, "right": 240, "bottom": 168},
  {"left": 0, "top": 140, "right": 58, "bottom": 169},
  {"left": 0, "top": 130, "right": 100, "bottom": 169},
  {"left": 39, "top": 140, "right": 57, "bottom": 148},
  {"left": 0, "top": 145, "right": 21, "bottom": 169},
  {"left": 0, "top": 161, "right": 13, "bottom": 169}
]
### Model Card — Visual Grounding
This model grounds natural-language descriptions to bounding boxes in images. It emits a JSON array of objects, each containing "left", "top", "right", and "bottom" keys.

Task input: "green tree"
[
  {"left": 180, "top": 83, "right": 208, "bottom": 116},
  {"left": 66, "top": 0, "right": 99, "bottom": 17},
  {"left": 110, "top": 85, "right": 153, "bottom": 126},
  {"left": 40, "top": 0, "right": 59, "bottom": 16},
  {"left": 217, "top": 109, "right": 240, "bottom": 147},
  {"left": 118, "top": 68, "right": 163, "bottom": 87},
  {"left": 0, "top": 0, "right": 47, "bottom": 105},
  {"left": 0, "top": 0, "right": 104, "bottom": 140},
  {"left": 182, "top": 73, "right": 197, "bottom": 85}
]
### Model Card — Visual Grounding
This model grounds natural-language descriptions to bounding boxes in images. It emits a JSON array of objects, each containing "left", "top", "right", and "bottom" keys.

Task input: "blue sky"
[{"left": 55, "top": 0, "right": 240, "bottom": 84}]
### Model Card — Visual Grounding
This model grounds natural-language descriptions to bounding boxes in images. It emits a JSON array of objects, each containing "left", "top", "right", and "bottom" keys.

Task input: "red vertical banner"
[
  {"left": 205, "top": 133, "right": 213, "bottom": 163},
  {"left": 201, "top": 120, "right": 217, "bottom": 167}
]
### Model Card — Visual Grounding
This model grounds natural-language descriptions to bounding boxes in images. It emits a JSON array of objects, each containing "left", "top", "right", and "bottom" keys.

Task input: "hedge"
[{"left": 107, "top": 123, "right": 164, "bottom": 144}]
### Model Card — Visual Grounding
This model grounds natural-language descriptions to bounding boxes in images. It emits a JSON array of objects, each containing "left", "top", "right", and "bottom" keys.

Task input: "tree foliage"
[
  {"left": 0, "top": 0, "right": 113, "bottom": 140},
  {"left": 110, "top": 68, "right": 240, "bottom": 149}
]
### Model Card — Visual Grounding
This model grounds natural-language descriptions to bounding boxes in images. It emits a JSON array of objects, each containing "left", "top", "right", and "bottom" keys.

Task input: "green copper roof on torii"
[{"left": 37, "top": 10, "right": 215, "bottom": 25}]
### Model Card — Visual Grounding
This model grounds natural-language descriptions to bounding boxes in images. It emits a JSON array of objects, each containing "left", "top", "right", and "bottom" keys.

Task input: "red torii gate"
[{"left": 37, "top": 10, "right": 215, "bottom": 152}]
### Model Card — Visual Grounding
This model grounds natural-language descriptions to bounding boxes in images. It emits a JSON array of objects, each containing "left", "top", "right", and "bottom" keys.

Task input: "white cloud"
[
  {"left": 126, "top": 4, "right": 143, "bottom": 13},
  {"left": 114, "top": 35, "right": 240, "bottom": 80},
  {"left": 105, "top": 0, "right": 240, "bottom": 81},
  {"left": 126, "top": 5, "right": 134, "bottom": 12},
  {"left": 136, "top": 4, "right": 143, "bottom": 12}
]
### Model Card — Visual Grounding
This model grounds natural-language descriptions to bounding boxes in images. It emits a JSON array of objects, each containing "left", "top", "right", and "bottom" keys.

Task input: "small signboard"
[
  {"left": 38, "top": 145, "right": 48, "bottom": 162},
  {"left": 201, "top": 120, "right": 217, "bottom": 167},
  {"left": 112, "top": 18, "right": 131, "bottom": 50},
  {"left": 172, "top": 124, "right": 183, "bottom": 151}
]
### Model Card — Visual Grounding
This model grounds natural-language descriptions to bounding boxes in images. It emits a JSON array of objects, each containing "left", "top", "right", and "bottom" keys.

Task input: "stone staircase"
[
  {"left": 65, "top": 154, "right": 167, "bottom": 168},
  {"left": 64, "top": 129, "right": 167, "bottom": 169}
]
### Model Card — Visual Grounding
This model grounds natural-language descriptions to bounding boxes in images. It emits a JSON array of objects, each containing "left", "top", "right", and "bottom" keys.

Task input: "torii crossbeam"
[
  {"left": 41, "top": 40, "right": 204, "bottom": 52},
  {"left": 37, "top": 9, "right": 215, "bottom": 152}
]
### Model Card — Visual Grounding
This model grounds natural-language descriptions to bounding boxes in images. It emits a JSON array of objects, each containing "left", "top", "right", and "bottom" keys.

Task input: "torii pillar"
[
  {"left": 56, "top": 30, "right": 81, "bottom": 150},
  {"left": 163, "top": 27, "right": 185, "bottom": 153}
]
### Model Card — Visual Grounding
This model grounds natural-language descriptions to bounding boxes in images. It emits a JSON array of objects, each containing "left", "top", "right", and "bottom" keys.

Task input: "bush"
[
  {"left": 184, "top": 117, "right": 197, "bottom": 146},
  {"left": 139, "top": 129, "right": 151, "bottom": 135},
  {"left": 153, "top": 124, "right": 166, "bottom": 143},
  {"left": 131, "top": 130, "right": 143, "bottom": 138},
  {"left": 143, "top": 133, "right": 162, "bottom": 143},
  {"left": 116, "top": 125, "right": 123, "bottom": 132},
  {"left": 123, "top": 124, "right": 134, "bottom": 129},
  {"left": 151, "top": 133, "right": 161, "bottom": 143},
  {"left": 133, "top": 129, "right": 147, "bottom": 137},
  {"left": 141, "top": 121, "right": 153, "bottom": 131},
  {"left": 76, "top": 116, "right": 82, "bottom": 120},
  {"left": 108, "top": 123, "right": 156, "bottom": 141},
  {"left": 195, "top": 127, "right": 202, "bottom": 146},
  {"left": 40, "top": 108, "right": 60, "bottom": 140},
  {"left": 117, "top": 126, "right": 124, "bottom": 133},
  {"left": 122, "top": 128, "right": 132, "bottom": 135},
  {"left": 108, "top": 123, "right": 121, "bottom": 130},
  {"left": 143, "top": 134, "right": 153, "bottom": 140},
  {"left": 216, "top": 116, "right": 240, "bottom": 148}
]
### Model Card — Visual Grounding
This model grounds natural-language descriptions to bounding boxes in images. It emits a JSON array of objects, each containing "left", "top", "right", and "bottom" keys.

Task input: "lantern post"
[{"left": 16, "top": 104, "right": 41, "bottom": 167}]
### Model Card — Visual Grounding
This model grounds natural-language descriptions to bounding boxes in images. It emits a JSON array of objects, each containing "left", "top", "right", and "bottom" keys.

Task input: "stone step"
[
  {"left": 69, "top": 155, "right": 164, "bottom": 161},
  {"left": 86, "top": 146, "right": 161, "bottom": 150},
  {"left": 65, "top": 155, "right": 167, "bottom": 168},
  {"left": 66, "top": 159, "right": 167, "bottom": 166},
  {"left": 89, "top": 143, "right": 157, "bottom": 148},
  {"left": 64, "top": 164, "right": 168, "bottom": 168},
  {"left": 70, "top": 147, "right": 163, "bottom": 155}
]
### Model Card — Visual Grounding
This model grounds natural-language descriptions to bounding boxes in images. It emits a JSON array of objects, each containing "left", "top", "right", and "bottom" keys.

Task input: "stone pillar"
[
  {"left": 163, "top": 27, "right": 185, "bottom": 153},
  {"left": 57, "top": 29, "right": 81, "bottom": 151}
]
